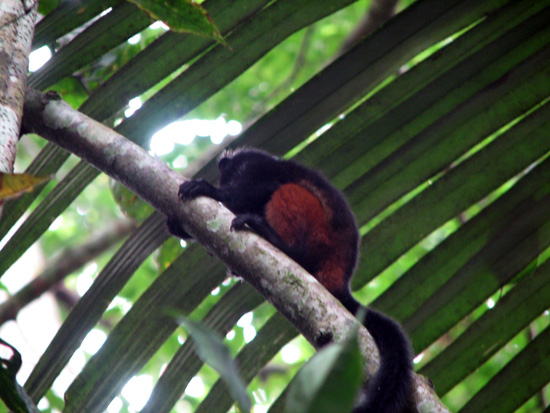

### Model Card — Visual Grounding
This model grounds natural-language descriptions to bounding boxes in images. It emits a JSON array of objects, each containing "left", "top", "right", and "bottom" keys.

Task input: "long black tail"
[{"left": 354, "top": 307, "right": 414, "bottom": 413}]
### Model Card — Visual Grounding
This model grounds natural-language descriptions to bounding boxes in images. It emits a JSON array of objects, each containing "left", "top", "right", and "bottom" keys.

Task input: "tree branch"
[
  {"left": 0, "top": 0, "right": 37, "bottom": 170},
  {"left": 22, "top": 88, "right": 447, "bottom": 412},
  {"left": 0, "top": 0, "right": 37, "bottom": 221},
  {"left": 0, "top": 218, "right": 136, "bottom": 325}
]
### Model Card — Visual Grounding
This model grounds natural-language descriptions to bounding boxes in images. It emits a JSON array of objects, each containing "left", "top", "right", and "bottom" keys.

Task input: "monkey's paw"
[
  {"left": 231, "top": 214, "right": 263, "bottom": 232},
  {"left": 178, "top": 179, "right": 214, "bottom": 200}
]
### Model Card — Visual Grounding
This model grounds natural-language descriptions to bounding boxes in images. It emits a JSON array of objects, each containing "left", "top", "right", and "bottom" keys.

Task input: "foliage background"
[{"left": 1, "top": 0, "right": 549, "bottom": 412}]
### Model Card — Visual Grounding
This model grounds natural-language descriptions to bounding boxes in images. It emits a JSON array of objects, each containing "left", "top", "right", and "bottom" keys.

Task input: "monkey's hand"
[
  {"left": 178, "top": 179, "right": 218, "bottom": 200},
  {"left": 169, "top": 179, "right": 219, "bottom": 239},
  {"left": 231, "top": 213, "right": 265, "bottom": 232},
  {"left": 232, "top": 213, "right": 291, "bottom": 256}
]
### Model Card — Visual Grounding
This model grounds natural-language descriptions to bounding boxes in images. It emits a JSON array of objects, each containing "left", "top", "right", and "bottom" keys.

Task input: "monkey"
[{"left": 169, "top": 147, "right": 414, "bottom": 413}]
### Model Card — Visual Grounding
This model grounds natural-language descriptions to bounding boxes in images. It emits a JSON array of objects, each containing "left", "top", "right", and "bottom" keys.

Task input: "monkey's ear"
[{"left": 218, "top": 157, "right": 231, "bottom": 173}]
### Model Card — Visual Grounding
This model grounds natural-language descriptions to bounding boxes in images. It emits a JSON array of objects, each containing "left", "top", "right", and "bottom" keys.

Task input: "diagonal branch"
[{"left": 22, "top": 88, "right": 446, "bottom": 412}]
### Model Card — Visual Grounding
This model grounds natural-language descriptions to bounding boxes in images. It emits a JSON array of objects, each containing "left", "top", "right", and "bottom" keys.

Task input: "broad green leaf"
[
  {"left": 80, "top": 0, "right": 269, "bottom": 122},
  {"left": 460, "top": 325, "right": 550, "bottom": 412},
  {"left": 128, "top": 0, "right": 227, "bottom": 45},
  {"left": 420, "top": 259, "right": 550, "bottom": 395},
  {"left": 36, "top": 0, "right": 61, "bottom": 16},
  {"left": 286, "top": 330, "right": 363, "bottom": 413}
]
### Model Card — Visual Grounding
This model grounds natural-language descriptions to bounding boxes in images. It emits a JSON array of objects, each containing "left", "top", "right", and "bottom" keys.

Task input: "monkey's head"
[{"left": 217, "top": 147, "right": 280, "bottom": 186}]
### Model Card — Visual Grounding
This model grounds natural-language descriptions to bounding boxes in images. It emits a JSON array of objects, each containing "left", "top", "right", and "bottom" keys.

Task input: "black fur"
[{"left": 170, "top": 148, "right": 414, "bottom": 412}]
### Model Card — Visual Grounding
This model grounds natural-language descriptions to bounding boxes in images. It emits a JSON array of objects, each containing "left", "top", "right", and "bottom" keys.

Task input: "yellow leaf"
[{"left": 0, "top": 173, "right": 51, "bottom": 201}]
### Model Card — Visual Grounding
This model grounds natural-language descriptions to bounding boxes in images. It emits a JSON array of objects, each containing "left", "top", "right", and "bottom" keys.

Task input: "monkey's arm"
[
  {"left": 169, "top": 179, "right": 277, "bottom": 239},
  {"left": 178, "top": 179, "right": 226, "bottom": 202},
  {"left": 175, "top": 180, "right": 292, "bottom": 251},
  {"left": 231, "top": 213, "right": 303, "bottom": 263},
  {"left": 167, "top": 179, "right": 225, "bottom": 239},
  {"left": 172, "top": 180, "right": 304, "bottom": 263}
]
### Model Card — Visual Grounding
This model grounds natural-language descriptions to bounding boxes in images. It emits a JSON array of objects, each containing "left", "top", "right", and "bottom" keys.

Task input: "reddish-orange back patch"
[
  {"left": 265, "top": 183, "right": 349, "bottom": 294},
  {"left": 265, "top": 183, "right": 329, "bottom": 246}
]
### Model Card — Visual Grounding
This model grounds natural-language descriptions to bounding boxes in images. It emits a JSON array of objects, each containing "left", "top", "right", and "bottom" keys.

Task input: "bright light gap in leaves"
[
  {"left": 237, "top": 311, "right": 257, "bottom": 343},
  {"left": 185, "top": 375, "right": 206, "bottom": 398},
  {"left": 121, "top": 374, "right": 154, "bottom": 411},
  {"left": 280, "top": 342, "right": 301, "bottom": 364},
  {"left": 149, "top": 117, "right": 243, "bottom": 156},
  {"left": 28, "top": 45, "right": 52, "bottom": 71}
]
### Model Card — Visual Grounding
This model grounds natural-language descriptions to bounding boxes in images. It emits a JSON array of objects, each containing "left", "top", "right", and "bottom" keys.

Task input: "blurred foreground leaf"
[
  {"left": 176, "top": 315, "right": 252, "bottom": 413},
  {"left": 286, "top": 328, "right": 363, "bottom": 413},
  {"left": 0, "top": 339, "right": 37, "bottom": 413}
]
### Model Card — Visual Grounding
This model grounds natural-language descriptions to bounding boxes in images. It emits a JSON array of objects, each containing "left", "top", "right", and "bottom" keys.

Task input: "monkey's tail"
[{"left": 354, "top": 307, "right": 414, "bottom": 413}]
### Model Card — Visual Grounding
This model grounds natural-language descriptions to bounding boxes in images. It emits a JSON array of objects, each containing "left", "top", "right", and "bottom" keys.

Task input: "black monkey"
[{"left": 169, "top": 148, "right": 414, "bottom": 413}]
